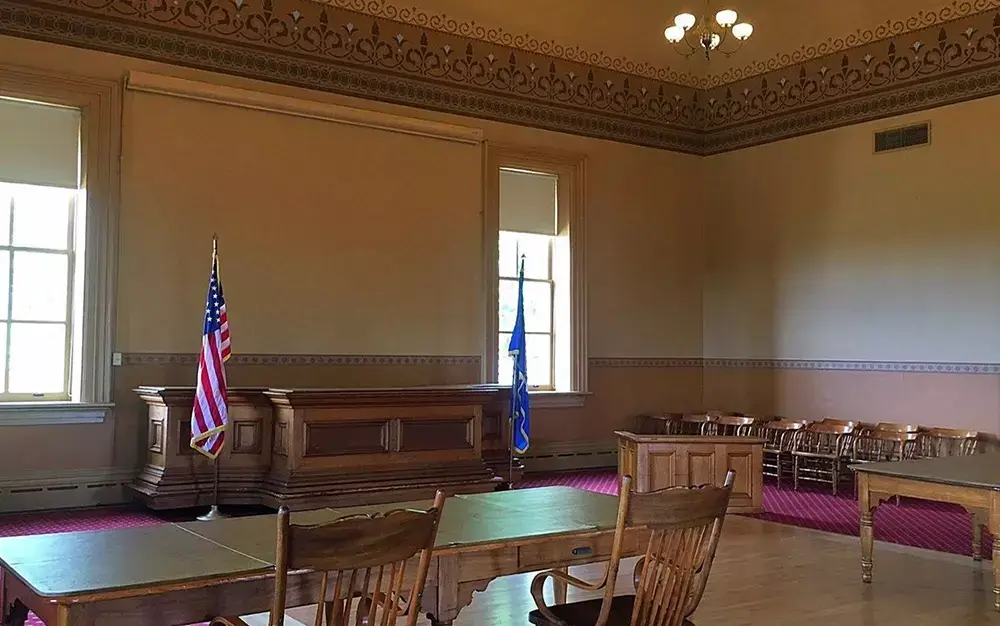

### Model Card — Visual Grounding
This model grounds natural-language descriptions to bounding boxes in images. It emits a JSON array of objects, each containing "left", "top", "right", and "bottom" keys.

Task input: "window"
[
  {"left": 0, "top": 183, "right": 81, "bottom": 400},
  {"left": 0, "top": 70, "right": 118, "bottom": 423},
  {"left": 483, "top": 149, "right": 588, "bottom": 408},
  {"left": 498, "top": 230, "right": 556, "bottom": 389}
]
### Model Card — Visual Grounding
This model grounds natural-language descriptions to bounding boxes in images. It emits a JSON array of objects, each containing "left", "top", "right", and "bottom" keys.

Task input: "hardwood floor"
[{"left": 287, "top": 515, "right": 1000, "bottom": 625}]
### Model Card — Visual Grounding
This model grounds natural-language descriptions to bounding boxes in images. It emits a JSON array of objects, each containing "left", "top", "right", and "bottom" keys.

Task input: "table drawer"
[{"left": 518, "top": 532, "right": 644, "bottom": 570}]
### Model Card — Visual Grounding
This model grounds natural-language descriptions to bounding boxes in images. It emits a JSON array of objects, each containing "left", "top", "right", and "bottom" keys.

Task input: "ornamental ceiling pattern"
[{"left": 2, "top": 0, "right": 1000, "bottom": 153}]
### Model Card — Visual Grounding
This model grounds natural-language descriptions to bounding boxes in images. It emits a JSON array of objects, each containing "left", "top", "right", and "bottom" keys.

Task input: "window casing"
[
  {"left": 482, "top": 145, "right": 588, "bottom": 408},
  {"left": 0, "top": 67, "right": 119, "bottom": 424}
]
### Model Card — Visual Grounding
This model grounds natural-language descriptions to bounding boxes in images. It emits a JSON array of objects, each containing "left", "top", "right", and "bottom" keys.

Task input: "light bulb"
[
  {"left": 715, "top": 9, "right": 738, "bottom": 27},
  {"left": 708, "top": 33, "right": 722, "bottom": 49},
  {"left": 674, "top": 13, "right": 697, "bottom": 30},
  {"left": 664, "top": 25, "right": 686, "bottom": 42},
  {"left": 732, "top": 22, "right": 754, "bottom": 40}
]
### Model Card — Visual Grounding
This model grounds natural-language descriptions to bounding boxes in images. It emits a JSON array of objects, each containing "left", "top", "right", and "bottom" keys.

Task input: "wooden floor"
[{"left": 281, "top": 515, "right": 1000, "bottom": 625}]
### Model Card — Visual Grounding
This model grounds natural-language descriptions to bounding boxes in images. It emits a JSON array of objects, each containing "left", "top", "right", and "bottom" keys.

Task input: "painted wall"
[
  {"left": 703, "top": 99, "right": 1000, "bottom": 432},
  {"left": 0, "top": 36, "right": 706, "bottom": 477}
]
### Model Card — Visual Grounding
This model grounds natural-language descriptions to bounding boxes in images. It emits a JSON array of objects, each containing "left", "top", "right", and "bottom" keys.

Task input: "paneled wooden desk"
[
  {"left": 616, "top": 431, "right": 764, "bottom": 513},
  {"left": 853, "top": 454, "right": 1000, "bottom": 610},
  {"left": 0, "top": 487, "right": 646, "bottom": 626}
]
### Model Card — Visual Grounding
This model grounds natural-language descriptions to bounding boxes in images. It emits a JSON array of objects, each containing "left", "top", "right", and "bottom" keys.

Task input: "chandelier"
[{"left": 664, "top": 4, "right": 753, "bottom": 60}]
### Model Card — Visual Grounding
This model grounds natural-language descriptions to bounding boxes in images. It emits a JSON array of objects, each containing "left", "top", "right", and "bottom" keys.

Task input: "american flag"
[{"left": 190, "top": 237, "right": 231, "bottom": 459}]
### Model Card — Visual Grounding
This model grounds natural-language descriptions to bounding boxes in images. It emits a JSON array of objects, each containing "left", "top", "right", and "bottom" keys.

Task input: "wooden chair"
[
  {"left": 761, "top": 420, "right": 806, "bottom": 488},
  {"left": 634, "top": 413, "right": 683, "bottom": 435},
  {"left": 872, "top": 422, "right": 920, "bottom": 433},
  {"left": 678, "top": 413, "right": 717, "bottom": 435},
  {"left": 713, "top": 415, "right": 755, "bottom": 436},
  {"left": 916, "top": 428, "right": 979, "bottom": 458},
  {"left": 210, "top": 491, "right": 446, "bottom": 626},
  {"left": 527, "top": 472, "right": 734, "bottom": 626},
  {"left": 791, "top": 423, "right": 855, "bottom": 495}
]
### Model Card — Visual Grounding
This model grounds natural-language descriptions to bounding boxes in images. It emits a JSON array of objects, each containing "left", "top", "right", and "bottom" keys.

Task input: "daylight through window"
[{"left": 0, "top": 97, "right": 83, "bottom": 401}]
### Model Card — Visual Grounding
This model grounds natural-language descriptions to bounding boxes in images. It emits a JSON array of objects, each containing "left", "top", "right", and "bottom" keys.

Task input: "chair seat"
[{"left": 527, "top": 595, "right": 694, "bottom": 626}]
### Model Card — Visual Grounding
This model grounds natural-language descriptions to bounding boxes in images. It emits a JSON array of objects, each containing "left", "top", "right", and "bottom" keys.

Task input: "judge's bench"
[{"left": 130, "top": 384, "right": 523, "bottom": 510}]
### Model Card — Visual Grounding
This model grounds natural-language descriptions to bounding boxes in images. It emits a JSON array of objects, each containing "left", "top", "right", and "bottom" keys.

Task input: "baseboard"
[
  {"left": 522, "top": 440, "right": 617, "bottom": 473},
  {"left": 0, "top": 466, "right": 138, "bottom": 513}
]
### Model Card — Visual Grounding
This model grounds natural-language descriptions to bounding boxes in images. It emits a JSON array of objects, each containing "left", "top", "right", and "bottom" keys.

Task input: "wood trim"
[
  {"left": 0, "top": 64, "right": 119, "bottom": 404},
  {"left": 125, "top": 71, "right": 484, "bottom": 146},
  {"left": 481, "top": 144, "right": 588, "bottom": 393}
]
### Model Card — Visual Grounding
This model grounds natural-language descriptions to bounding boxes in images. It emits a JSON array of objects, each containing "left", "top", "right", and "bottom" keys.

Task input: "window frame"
[
  {"left": 0, "top": 66, "right": 120, "bottom": 424},
  {"left": 482, "top": 144, "right": 588, "bottom": 408}
]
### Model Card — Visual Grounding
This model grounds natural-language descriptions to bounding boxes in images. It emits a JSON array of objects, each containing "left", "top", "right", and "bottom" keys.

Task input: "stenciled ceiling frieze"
[{"left": 2, "top": 0, "right": 1000, "bottom": 154}]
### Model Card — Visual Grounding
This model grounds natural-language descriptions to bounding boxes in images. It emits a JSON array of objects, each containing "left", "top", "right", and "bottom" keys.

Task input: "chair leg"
[
  {"left": 831, "top": 467, "right": 839, "bottom": 496},
  {"left": 793, "top": 456, "right": 800, "bottom": 491}
]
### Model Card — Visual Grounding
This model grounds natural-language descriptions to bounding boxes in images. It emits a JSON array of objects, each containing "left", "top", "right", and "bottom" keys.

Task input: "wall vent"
[{"left": 874, "top": 122, "right": 930, "bottom": 153}]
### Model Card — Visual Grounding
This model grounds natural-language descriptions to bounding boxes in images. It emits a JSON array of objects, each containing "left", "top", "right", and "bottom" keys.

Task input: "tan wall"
[
  {"left": 703, "top": 97, "right": 1000, "bottom": 432},
  {"left": 0, "top": 36, "right": 706, "bottom": 475}
]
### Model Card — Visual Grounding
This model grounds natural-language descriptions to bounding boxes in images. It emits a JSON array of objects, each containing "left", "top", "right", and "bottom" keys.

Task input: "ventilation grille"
[{"left": 874, "top": 122, "right": 930, "bottom": 153}]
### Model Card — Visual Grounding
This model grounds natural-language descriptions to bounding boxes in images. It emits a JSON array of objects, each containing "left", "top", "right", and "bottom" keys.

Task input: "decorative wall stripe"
[
  {"left": 705, "top": 359, "right": 1000, "bottom": 374},
  {"left": 120, "top": 353, "right": 481, "bottom": 366},
  {"left": 119, "top": 354, "right": 1000, "bottom": 373},
  {"left": 4, "top": 0, "right": 1000, "bottom": 153},
  {"left": 589, "top": 358, "right": 704, "bottom": 368}
]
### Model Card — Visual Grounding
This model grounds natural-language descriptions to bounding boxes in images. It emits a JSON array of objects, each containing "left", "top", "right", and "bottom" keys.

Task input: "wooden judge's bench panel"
[
  {"left": 616, "top": 431, "right": 764, "bottom": 514},
  {"left": 131, "top": 385, "right": 515, "bottom": 510}
]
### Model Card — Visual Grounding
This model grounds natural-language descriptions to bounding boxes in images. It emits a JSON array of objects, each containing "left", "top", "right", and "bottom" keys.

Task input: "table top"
[
  {"left": 851, "top": 453, "right": 1000, "bottom": 490},
  {"left": 0, "top": 486, "right": 620, "bottom": 599}
]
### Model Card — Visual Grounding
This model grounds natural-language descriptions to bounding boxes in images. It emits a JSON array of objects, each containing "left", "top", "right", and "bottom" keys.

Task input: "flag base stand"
[{"left": 196, "top": 505, "right": 227, "bottom": 521}]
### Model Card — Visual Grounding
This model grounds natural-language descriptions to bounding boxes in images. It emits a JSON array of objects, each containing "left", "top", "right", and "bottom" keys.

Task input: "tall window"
[
  {"left": 0, "top": 96, "right": 83, "bottom": 402},
  {"left": 484, "top": 148, "right": 587, "bottom": 406},
  {"left": 496, "top": 167, "right": 574, "bottom": 392}
]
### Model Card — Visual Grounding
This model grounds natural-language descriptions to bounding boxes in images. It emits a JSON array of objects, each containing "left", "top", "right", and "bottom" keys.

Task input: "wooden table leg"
[
  {"left": 552, "top": 566, "right": 568, "bottom": 605},
  {"left": 859, "top": 473, "right": 876, "bottom": 583}
]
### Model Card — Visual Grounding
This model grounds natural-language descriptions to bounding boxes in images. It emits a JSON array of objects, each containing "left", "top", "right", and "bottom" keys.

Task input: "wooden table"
[
  {"left": 0, "top": 487, "right": 646, "bottom": 626},
  {"left": 853, "top": 454, "right": 1000, "bottom": 610}
]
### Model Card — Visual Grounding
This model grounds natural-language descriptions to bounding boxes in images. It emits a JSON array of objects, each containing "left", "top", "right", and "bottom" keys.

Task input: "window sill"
[
  {"left": 0, "top": 402, "right": 113, "bottom": 426},
  {"left": 529, "top": 391, "right": 589, "bottom": 409}
]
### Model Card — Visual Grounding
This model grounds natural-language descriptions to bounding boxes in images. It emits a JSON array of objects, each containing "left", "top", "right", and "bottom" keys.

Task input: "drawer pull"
[{"left": 571, "top": 546, "right": 593, "bottom": 556}]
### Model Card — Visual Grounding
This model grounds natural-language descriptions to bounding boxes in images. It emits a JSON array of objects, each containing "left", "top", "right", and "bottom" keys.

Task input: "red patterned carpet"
[
  {"left": 519, "top": 469, "right": 994, "bottom": 558},
  {"left": 2, "top": 469, "right": 991, "bottom": 626}
]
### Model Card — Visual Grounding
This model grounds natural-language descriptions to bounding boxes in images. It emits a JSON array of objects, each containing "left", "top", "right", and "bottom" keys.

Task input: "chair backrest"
[
  {"left": 852, "top": 429, "right": 918, "bottom": 462},
  {"left": 269, "top": 491, "right": 446, "bottom": 626},
  {"left": 714, "top": 415, "right": 755, "bottom": 436},
  {"left": 874, "top": 422, "right": 920, "bottom": 433},
  {"left": 918, "top": 428, "right": 979, "bottom": 457},
  {"left": 596, "top": 472, "right": 734, "bottom": 626},
  {"left": 796, "top": 422, "right": 854, "bottom": 454},
  {"left": 820, "top": 417, "right": 858, "bottom": 427},
  {"left": 762, "top": 419, "right": 806, "bottom": 449}
]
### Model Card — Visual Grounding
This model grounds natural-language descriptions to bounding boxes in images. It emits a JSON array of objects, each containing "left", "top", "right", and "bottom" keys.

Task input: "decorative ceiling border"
[
  {"left": 312, "top": 0, "right": 705, "bottom": 87},
  {"left": 315, "top": 0, "right": 1000, "bottom": 89},
  {"left": 2, "top": 0, "right": 1000, "bottom": 154}
]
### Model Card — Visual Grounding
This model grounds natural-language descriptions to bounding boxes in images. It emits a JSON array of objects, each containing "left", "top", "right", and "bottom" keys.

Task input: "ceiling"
[{"left": 327, "top": 0, "right": 994, "bottom": 86}]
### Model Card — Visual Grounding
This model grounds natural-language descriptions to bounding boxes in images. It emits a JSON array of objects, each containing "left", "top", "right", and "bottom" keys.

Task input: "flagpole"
[
  {"left": 197, "top": 460, "right": 226, "bottom": 521},
  {"left": 197, "top": 232, "right": 227, "bottom": 522}
]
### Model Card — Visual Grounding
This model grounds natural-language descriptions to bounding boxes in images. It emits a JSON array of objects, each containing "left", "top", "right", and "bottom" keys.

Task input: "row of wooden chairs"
[{"left": 634, "top": 412, "right": 979, "bottom": 495}]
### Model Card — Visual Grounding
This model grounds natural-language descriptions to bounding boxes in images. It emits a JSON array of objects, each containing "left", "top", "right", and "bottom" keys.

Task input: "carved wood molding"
[{"left": 4, "top": 0, "right": 1000, "bottom": 152}]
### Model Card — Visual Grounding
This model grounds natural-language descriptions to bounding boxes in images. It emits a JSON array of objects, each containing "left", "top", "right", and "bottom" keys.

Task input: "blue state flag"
[{"left": 508, "top": 256, "right": 530, "bottom": 454}]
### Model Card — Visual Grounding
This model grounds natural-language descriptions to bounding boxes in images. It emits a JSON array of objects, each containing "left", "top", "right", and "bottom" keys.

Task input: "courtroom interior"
[{"left": 2, "top": 0, "right": 1000, "bottom": 624}]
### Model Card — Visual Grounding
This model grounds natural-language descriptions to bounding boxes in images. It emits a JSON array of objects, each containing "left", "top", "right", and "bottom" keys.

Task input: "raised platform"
[{"left": 131, "top": 384, "right": 523, "bottom": 510}]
